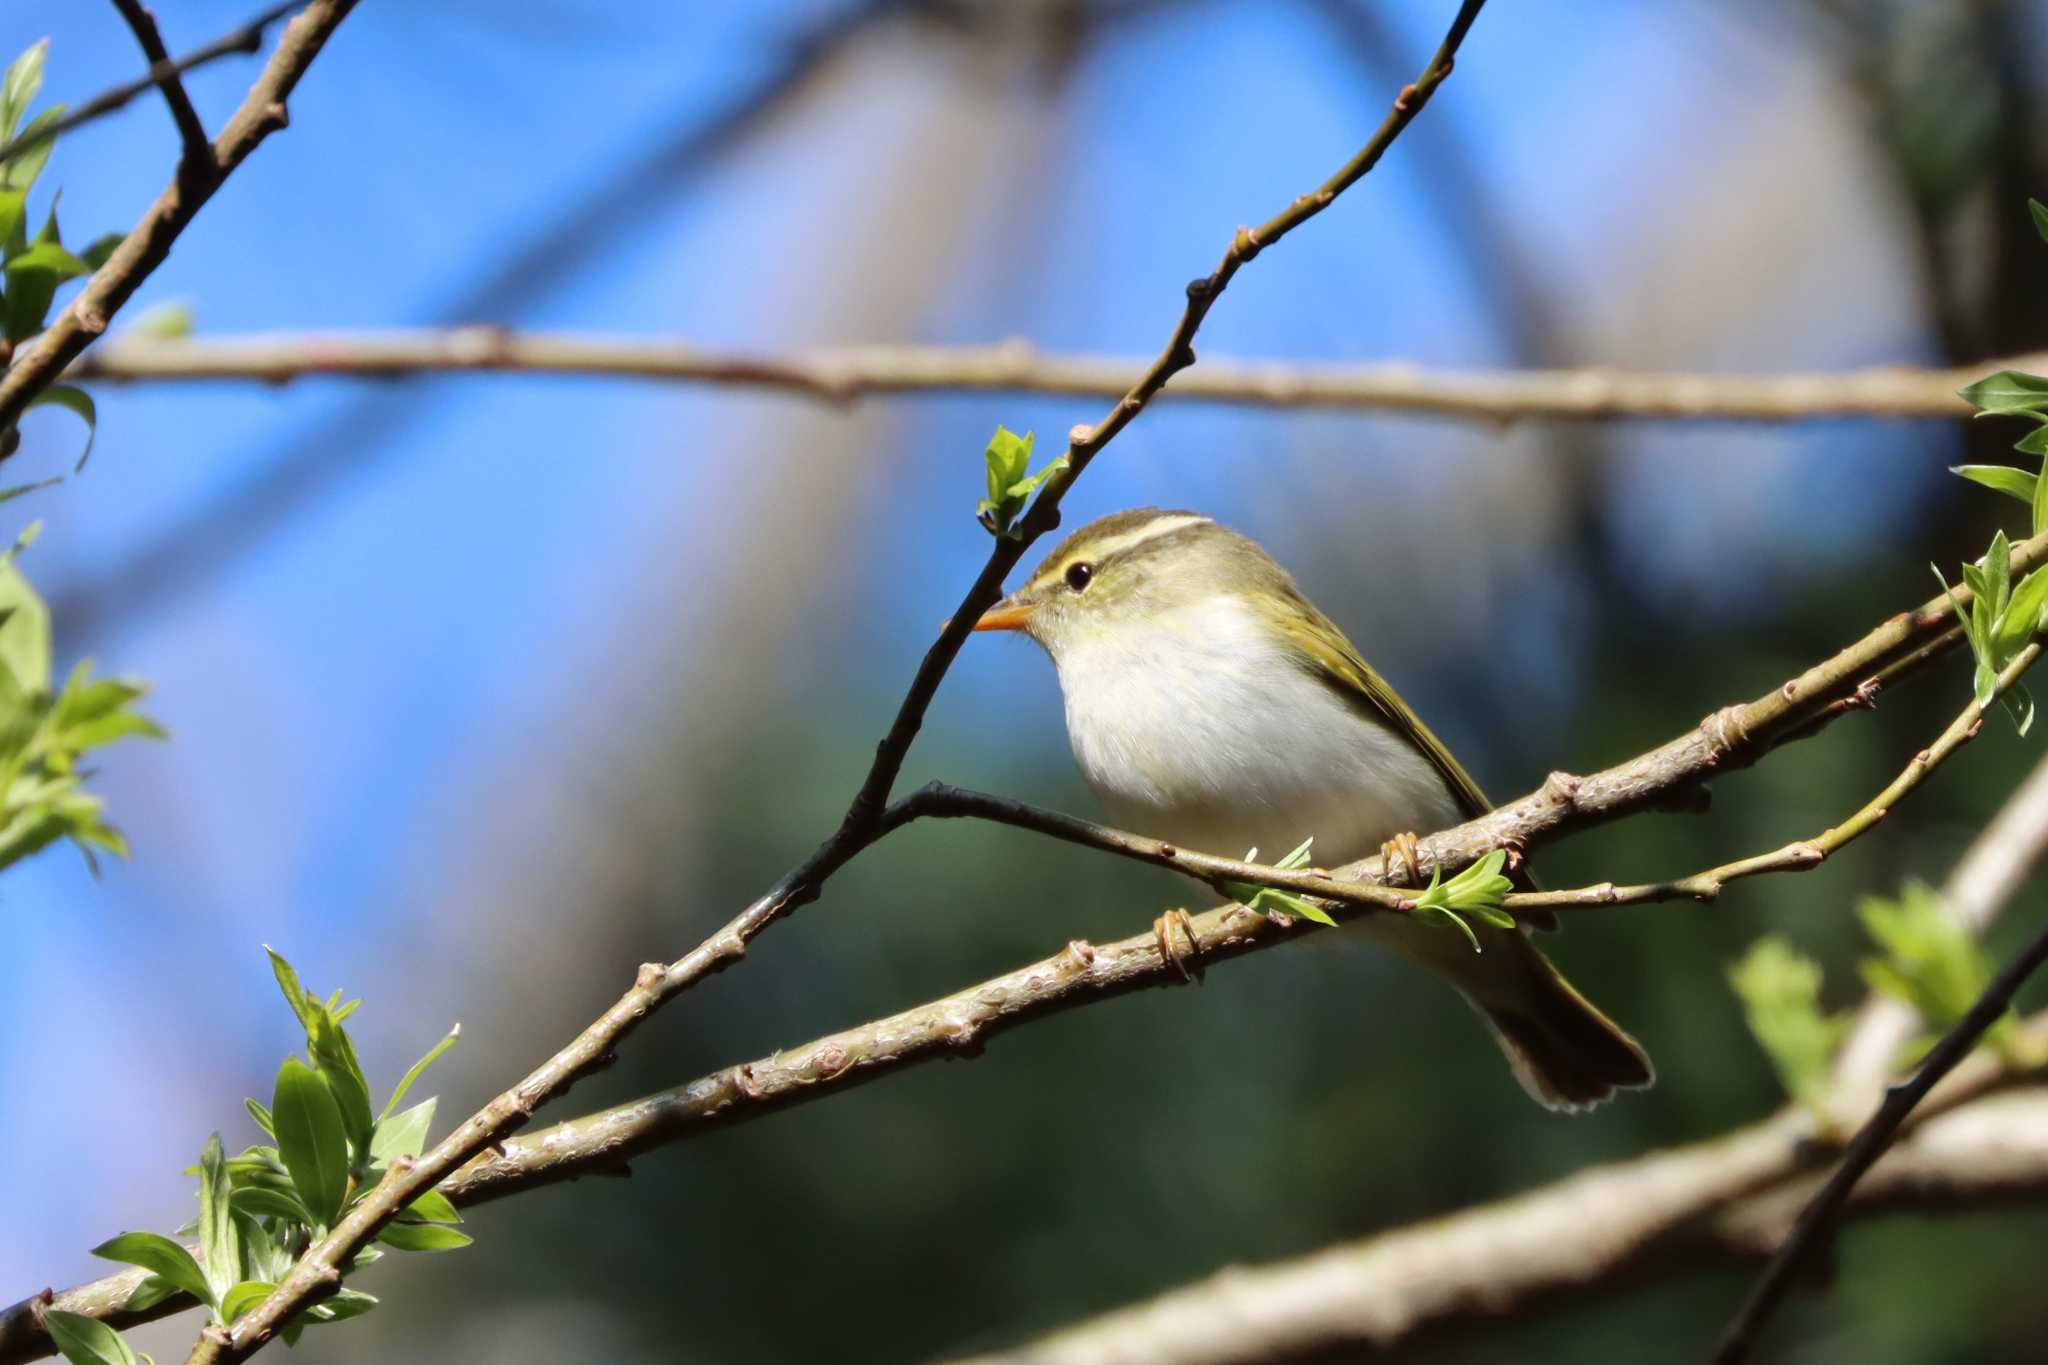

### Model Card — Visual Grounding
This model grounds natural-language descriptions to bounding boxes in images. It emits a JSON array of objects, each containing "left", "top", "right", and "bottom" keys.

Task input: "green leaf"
[
  {"left": 121, "top": 1276, "right": 182, "bottom": 1313},
  {"left": 77, "top": 232, "right": 122, "bottom": 272},
  {"left": 1, "top": 41, "right": 46, "bottom": 143},
  {"left": 2031, "top": 198, "right": 2048, "bottom": 246},
  {"left": 272, "top": 1057, "right": 350, "bottom": 1228},
  {"left": 0, "top": 524, "right": 52, "bottom": 694},
  {"left": 243, "top": 1098, "right": 275, "bottom": 1138},
  {"left": 124, "top": 299, "right": 191, "bottom": 338},
  {"left": 368, "top": 1097, "right": 435, "bottom": 1164},
  {"left": 4, "top": 239, "right": 91, "bottom": 341},
  {"left": 1857, "top": 882, "right": 2006, "bottom": 1045},
  {"left": 41, "top": 1311, "right": 138, "bottom": 1365},
  {"left": 1409, "top": 850, "right": 1519, "bottom": 948},
  {"left": 375, "top": 1222, "right": 472, "bottom": 1253},
  {"left": 217, "top": 1281, "right": 276, "bottom": 1325},
  {"left": 401, "top": 1189, "right": 461, "bottom": 1224},
  {"left": 1218, "top": 836, "right": 1339, "bottom": 926},
  {"left": 307, "top": 1006, "right": 373, "bottom": 1160},
  {"left": 0, "top": 106, "right": 61, "bottom": 194},
  {"left": 296, "top": 1288, "right": 378, "bottom": 1326},
  {"left": 1997, "top": 569, "right": 2048, "bottom": 656},
  {"left": 1728, "top": 935, "right": 1848, "bottom": 1121},
  {"left": 974, "top": 426, "right": 1066, "bottom": 538},
  {"left": 0, "top": 188, "right": 23, "bottom": 262},
  {"left": 1417, "top": 903, "right": 1481, "bottom": 953},
  {"left": 26, "top": 385, "right": 94, "bottom": 471},
  {"left": 265, "top": 948, "right": 318, "bottom": 1035},
  {"left": 228, "top": 1185, "right": 310, "bottom": 1226},
  {"left": 89, "top": 1233, "right": 210, "bottom": 1306},
  {"left": 1960, "top": 369, "right": 2048, "bottom": 417},
  {"left": 196, "top": 1134, "right": 237, "bottom": 1313},
  {"left": 1953, "top": 464, "right": 2038, "bottom": 506},
  {"left": 378, "top": 1024, "right": 458, "bottom": 1120}
]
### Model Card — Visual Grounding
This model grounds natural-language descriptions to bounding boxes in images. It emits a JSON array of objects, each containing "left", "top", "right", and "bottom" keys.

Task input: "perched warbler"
[{"left": 972, "top": 508, "right": 1652, "bottom": 1110}]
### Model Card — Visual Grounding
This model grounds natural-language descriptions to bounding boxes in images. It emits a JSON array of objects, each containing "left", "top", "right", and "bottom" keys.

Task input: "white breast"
[{"left": 1047, "top": 597, "right": 1463, "bottom": 865}]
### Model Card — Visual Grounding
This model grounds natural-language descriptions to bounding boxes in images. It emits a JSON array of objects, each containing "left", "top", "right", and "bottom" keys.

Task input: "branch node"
[
  {"left": 1060, "top": 939, "right": 1096, "bottom": 969},
  {"left": 633, "top": 962, "right": 663, "bottom": 990},
  {"left": 1702, "top": 704, "right": 1753, "bottom": 758},
  {"left": 1394, "top": 81, "right": 1420, "bottom": 112},
  {"left": 1184, "top": 275, "right": 1215, "bottom": 302},
  {"left": 734, "top": 1062, "right": 766, "bottom": 1100},
  {"left": 1541, "top": 770, "right": 1584, "bottom": 805},
  {"left": 810, "top": 1044, "right": 858, "bottom": 1079}
]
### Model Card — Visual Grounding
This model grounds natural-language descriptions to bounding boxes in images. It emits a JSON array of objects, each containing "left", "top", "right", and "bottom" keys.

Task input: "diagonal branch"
[
  {"left": 66, "top": 329, "right": 2044, "bottom": 422},
  {"left": 176, "top": 5, "right": 1495, "bottom": 1361},
  {"left": 1713, "top": 752, "right": 2048, "bottom": 1364},
  {"left": 0, "top": 1, "right": 301, "bottom": 170},
  {"left": 6, "top": 514, "right": 2037, "bottom": 1363},
  {"left": 944, "top": 1083, "right": 2048, "bottom": 1365},
  {"left": 107, "top": 0, "right": 213, "bottom": 167},
  {"left": 0, "top": 0, "right": 355, "bottom": 440}
]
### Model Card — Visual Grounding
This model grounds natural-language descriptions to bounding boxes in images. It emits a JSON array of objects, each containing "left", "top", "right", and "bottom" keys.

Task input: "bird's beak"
[{"left": 953, "top": 594, "right": 1037, "bottom": 634}]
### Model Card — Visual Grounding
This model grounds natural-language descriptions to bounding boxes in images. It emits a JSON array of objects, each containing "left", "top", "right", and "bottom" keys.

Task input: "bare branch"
[
  {"left": 67, "top": 329, "right": 2044, "bottom": 422},
  {"left": 0, "top": 0, "right": 356, "bottom": 440},
  {"left": 106, "top": 0, "right": 213, "bottom": 166},
  {"left": 0, "top": 1, "right": 301, "bottom": 170},
  {"left": 175, "top": 6, "right": 1495, "bottom": 1361},
  {"left": 944, "top": 1085, "right": 2048, "bottom": 1365}
]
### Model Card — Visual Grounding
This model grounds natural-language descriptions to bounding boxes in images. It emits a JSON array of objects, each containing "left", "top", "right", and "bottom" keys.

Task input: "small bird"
[{"left": 972, "top": 508, "right": 1652, "bottom": 1110}]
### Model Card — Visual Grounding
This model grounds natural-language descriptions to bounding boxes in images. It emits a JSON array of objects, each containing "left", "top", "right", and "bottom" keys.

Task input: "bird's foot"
[
  {"left": 1154, "top": 907, "right": 1201, "bottom": 983},
  {"left": 1380, "top": 831, "right": 1424, "bottom": 887}
]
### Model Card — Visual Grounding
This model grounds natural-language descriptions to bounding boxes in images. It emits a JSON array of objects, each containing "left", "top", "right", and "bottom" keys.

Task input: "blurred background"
[{"left": 5, "top": 1, "right": 2048, "bottom": 1361}]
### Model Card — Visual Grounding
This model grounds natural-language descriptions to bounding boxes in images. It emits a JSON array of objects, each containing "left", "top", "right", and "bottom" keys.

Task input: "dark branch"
[
  {"left": 106, "top": 0, "right": 214, "bottom": 166},
  {"left": 0, "top": 1, "right": 299, "bottom": 170}
]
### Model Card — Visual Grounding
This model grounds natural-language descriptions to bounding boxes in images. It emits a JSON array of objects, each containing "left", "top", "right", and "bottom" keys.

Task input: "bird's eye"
[{"left": 1065, "top": 562, "right": 1094, "bottom": 591}]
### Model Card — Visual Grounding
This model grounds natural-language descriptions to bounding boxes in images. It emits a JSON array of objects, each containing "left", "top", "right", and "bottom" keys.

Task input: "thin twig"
[
  {"left": 66, "top": 329, "right": 2045, "bottom": 422},
  {"left": 1712, "top": 752, "right": 2048, "bottom": 1365},
  {"left": 0, "top": 1, "right": 300, "bottom": 170},
  {"left": 178, "top": 6, "right": 1494, "bottom": 1361},
  {"left": 106, "top": 0, "right": 213, "bottom": 166},
  {"left": 7, "top": 517, "right": 2035, "bottom": 1364},
  {"left": 0, "top": 0, "right": 351, "bottom": 441},
  {"left": 894, "top": 644, "right": 2028, "bottom": 916}
]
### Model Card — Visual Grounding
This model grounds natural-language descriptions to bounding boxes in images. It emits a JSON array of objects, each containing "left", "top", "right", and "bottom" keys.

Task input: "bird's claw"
[
  {"left": 1154, "top": 907, "right": 1201, "bottom": 983},
  {"left": 1380, "top": 831, "right": 1423, "bottom": 887}
]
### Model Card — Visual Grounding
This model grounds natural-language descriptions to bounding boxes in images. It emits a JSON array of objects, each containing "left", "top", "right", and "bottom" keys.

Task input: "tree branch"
[
  {"left": 65, "top": 330, "right": 2044, "bottom": 422},
  {"left": 0, "top": 1, "right": 301, "bottom": 170},
  {"left": 897, "top": 641, "right": 2032, "bottom": 919},
  {"left": 6, "top": 515, "right": 2036, "bottom": 1363},
  {"left": 943, "top": 1084, "right": 2048, "bottom": 1365},
  {"left": 106, "top": 0, "right": 213, "bottom": 167},
  {"left": 172, "top": 6, "right": 1494, "bottom": 1360},
  {"left": 1713, "top": 750, "right": 2048, "bottom": 1364},
  {"left": 0, "top": 0, "right": 355, "bottom": 440}
]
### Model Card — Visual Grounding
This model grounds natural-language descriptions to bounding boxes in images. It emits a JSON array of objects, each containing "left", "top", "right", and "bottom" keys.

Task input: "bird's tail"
[{"left": 1367, "top": 916, "right": 1654, "bottom": 1111}]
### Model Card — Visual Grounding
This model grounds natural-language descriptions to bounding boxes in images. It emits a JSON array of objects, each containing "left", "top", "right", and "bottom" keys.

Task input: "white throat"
[{"left": 1044, "top": 595, "right": 1462, "bottom": 865}]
